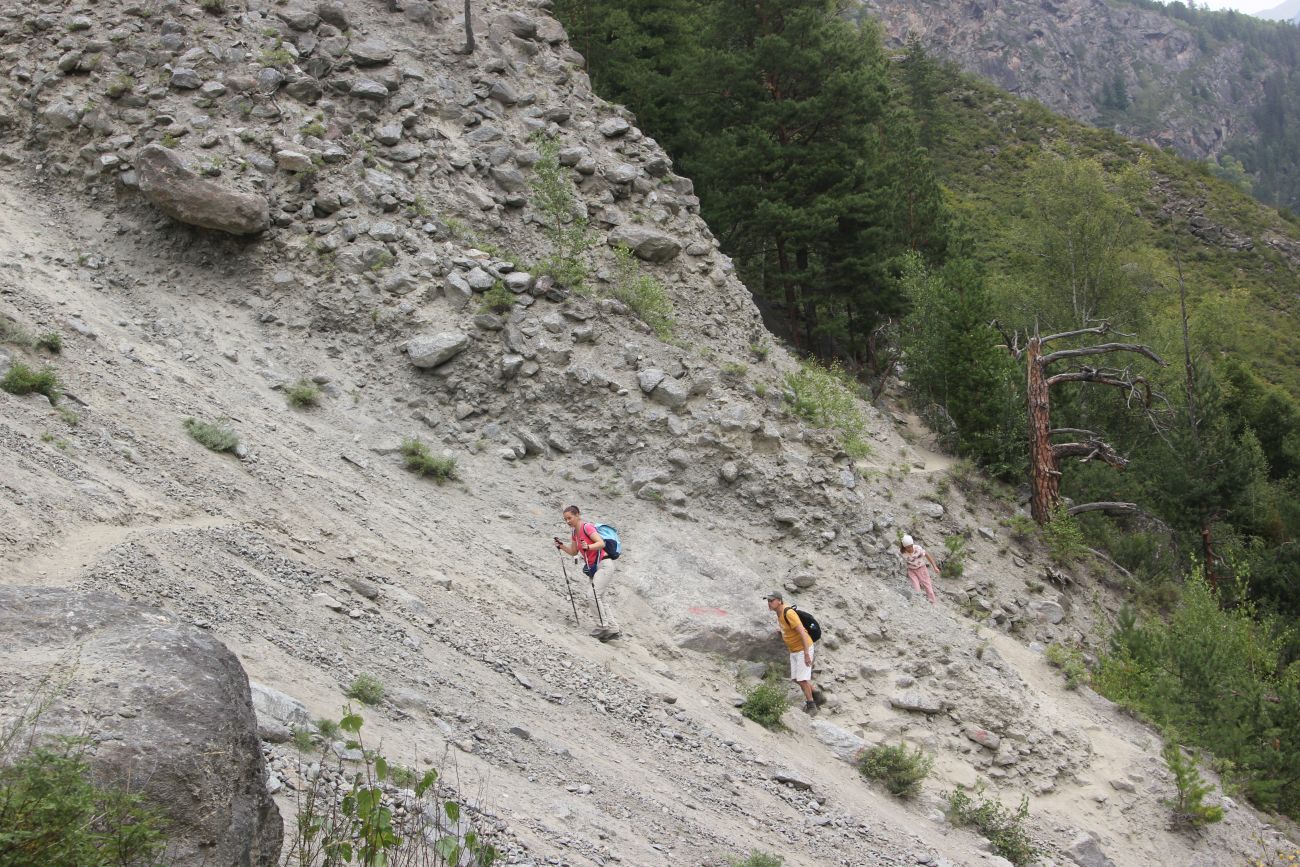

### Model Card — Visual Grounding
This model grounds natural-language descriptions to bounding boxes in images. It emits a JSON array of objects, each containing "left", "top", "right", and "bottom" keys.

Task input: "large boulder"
[
  {"left": 136, "top": 145, "right": 270, "bottom": 236},
  {"left": 0, "top": 586, "right": 281, "bottom": 866},
  {"left": 607, "top": 225, "right": 682, "bottom": 263},
  {"left": 407, "top": 332, "right": 470, "bottom": 368}
]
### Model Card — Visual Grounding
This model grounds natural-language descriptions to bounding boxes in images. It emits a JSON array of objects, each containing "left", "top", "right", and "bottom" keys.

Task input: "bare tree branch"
[
  {"left": 1049, "top": 427, "right": 1098, "bottom": 437},
  {"left": 1040, "top": 342, "right": 1167, "bottom": 366},
  {"left": 1039, "top": 322, "right": 1112, "bottom": 344},
  {"left": 1052, "top": 440, "right": 1129, "bottom": 468}
]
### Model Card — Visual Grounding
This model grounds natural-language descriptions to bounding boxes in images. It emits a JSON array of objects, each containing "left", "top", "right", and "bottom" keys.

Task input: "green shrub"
[
  {"left": 531, "top": 137, "right": 590, "bottom": 289},
  {"left": 346, "top": 674, "right": 385, "bottom": 706},
  {"left": 35, "top": 332, "right": 62, "bottom": 354},
  {"left": 388, "top": 763, "right": 419, "bottom": 789},
  {"left": 1006, "top": 512, "right": 1037, "bottom": 543},
  {"left": 942, "top": 534, "right": 967, "bottom": 579},
  {"left": 731, "top": 854, "right": 783, "bottom": 867},
  {"left": 1042, "top": 503, "right": 1087, "bottom": 564},
  {"left": 480, "top": 281, "right": 516, "bottom": 315},
  {"left": 182, "top": 418, "right": 239, "bottom": 453},
  {"left": 749, "top": 341, "right": 770, "bottom": 361},
  {"left": 290, "top": 726, "right": 315, "bottom": 752},
  {"left": 721, "top": 361, "right": 748, "bottom": 381},
  {"left": 1161, "top": 731, "right": 1224, "bottom": 829},
  {"left": 284, "top": 710, "right": 497, "bottom": 867},
  {"left": 0, "top": 740, "right": 167, "bottom": 865},
  {"left": 199, "top": 0, "right": 225, "bottom": 12},
  {"left": 1045, "top": 643, "right": 1089, "bottom": 690},
  {"left": 609, "top": 244, "right": 674, "bottom": 339},
  {"left": 784, "top": 359, "right": 871, "bottom": 458},
  {"left": 286, "top": 379, "right": 321, "bottom": 409},
  {"left": 857, "top": 742, "right": 933, "bottom": 798},
  {"left": 740, "top": 679, "right": 790, "bottom": 730},
  {"left": 315, "top": 718, "right": 340, "bottom": 741},
  {"left": 945, "top": 785, "right": 1039, "bottom": 866},
  {"left": 400, "top": 438, "right": 458, "bottom": 482},
  {"left": 1, "top": 362, "right": 61, "bottom": 404}
]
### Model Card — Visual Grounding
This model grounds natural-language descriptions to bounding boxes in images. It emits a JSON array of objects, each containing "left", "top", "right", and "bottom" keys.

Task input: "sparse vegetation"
[
  {"left": 856, "top": 742, "right": 933, "bottom": 798},
  {"left": 1006, "top": 513, "right": 1037, "bottom": 544},
  {"left": 1, "top": 362, "right": 62, "bottom": 404},
  {"left": 1042, "top": 503, "right": 1087, "bottom": 565},
  {"left": 290, "top": 726, "right": 315, "bottom": 752},
  {"left": 720, "top": 361, "right": 748, "bottom": 381},
  {"left": 400, "top": 438, "right": 458, "bottom": 482},
  {"left": 749, "top": 341, "right": 770, "bottom": 361},
  {"left": 1045, "top": 643, "right": 1089, "bottom": 690},
  {"left": 480, "top": 281, "right": 515, "bottom": 315},
  {"left": 346, "top": 674, "right": 385, "bottom": 706},
  {"left": 530, "top": 137, "right": 590, "bottom": 288},
  {"left": 35, "top": 332, "right": 61, "bottom": 354},
  {"left": 0, "top": 318, "right": 34, "bottom": 347},
  {"left": 260, "top": 43, "right": 295, "bottom": 69},
  {"left": 945, "top": 785, "right": 1039, "bottom": 866},
  {"left": 182, "top": 417, "right": 239, "bottom": 453},
  {"left": 300, "top": 120, "right": 325, "bottom": 138},
  {"left": 283, "top": 710, "right": 498, "bottom": 867},
  {"left": 199, "top": 0, "right": 225, "bottom": 13},
  {"left": 609, "top": 244, "right": 674, "bottom": 339},
  {"left": 285, "top": 379, "right": 321, "bottom": 409},
  {"left": 784, "top": 359, "right": 870, "bottom": 458},
  {"left": 740, "top": 676, "right": 790, "bottom": 730},
  {"left": 1161, "top": 732, "right": 1225, "bottom": 829},
  {"left": 730, "top": 855, "right": 783, "bottom": 867},
  {"left": 315, "top": 718, "right": 340, "bottom": 741},
  {"left": 942, "top": 534, "right": 967, "bottom": 579}
]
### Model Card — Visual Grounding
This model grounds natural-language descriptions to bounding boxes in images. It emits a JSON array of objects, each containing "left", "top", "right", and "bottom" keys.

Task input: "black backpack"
[{"left": 786, "top": 606, "right": 822, "bottom": 642}]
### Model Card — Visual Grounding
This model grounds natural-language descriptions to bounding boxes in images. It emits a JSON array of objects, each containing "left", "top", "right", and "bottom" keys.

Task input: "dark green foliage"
[
  {"left": 182, "top": 418, "right": 239, "bottom": 453},
  {"left": 1095, "top": 575, "right": 1300, "bottom": 820},
  {"left": 1161, "top": 732, "right": 1225, "bottom": 829},
  {"left": 740, "top": 678, "right": 790, "bottom": 730},
  {"left": 400, "top": 438, "right": 457, "bottom": 482},
  {"left": 856, "top": 742, "right": 933, "bottom": 797},
  {"left": 1, "top": 362, "right": 61, "bottom": 404},
  {"left": 945, "top": 785, "right": 1039, "bottom": 866},
  {"left": 0, "top": 741, "right": 167, "bottom": 865},
  {"left": 480, "top": 281, "right": 516, "bottom": 315}
]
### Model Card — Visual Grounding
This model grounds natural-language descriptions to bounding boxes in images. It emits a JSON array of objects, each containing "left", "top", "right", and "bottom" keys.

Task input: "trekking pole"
[{"left": 557, "top": 549, "right": 580, "bottom": 624}]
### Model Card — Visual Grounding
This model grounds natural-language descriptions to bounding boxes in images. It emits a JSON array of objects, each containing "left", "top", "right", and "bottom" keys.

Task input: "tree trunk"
[
  {"left": 463, "top": 0, "right": 475, "bottom": 54},
  {"left": 1027, "top": 330, "right": 1058, "bottom": 523},
  {"left": 775, "top": 237, "right": 800, "bottom": 350}
]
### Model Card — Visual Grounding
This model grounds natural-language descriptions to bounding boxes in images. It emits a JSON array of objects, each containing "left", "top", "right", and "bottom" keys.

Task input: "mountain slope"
[{"left": 0, "top": 0, "right": 1297, "bottom": 865}]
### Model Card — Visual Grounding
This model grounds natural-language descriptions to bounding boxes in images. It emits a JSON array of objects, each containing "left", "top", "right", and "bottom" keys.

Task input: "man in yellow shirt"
[{"left": 765, "top": 592, "right": 817, "bottom": 715}]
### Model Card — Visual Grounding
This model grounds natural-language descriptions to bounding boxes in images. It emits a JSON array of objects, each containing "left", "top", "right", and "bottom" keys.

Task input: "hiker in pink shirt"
[{"left": 899, "top": 534, "right": 939, "bottom": 605}]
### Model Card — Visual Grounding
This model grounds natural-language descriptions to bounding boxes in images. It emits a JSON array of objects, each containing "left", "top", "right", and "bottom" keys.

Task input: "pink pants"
[{"left": 908, "top": 566, "right": 936, "bottom": 604}]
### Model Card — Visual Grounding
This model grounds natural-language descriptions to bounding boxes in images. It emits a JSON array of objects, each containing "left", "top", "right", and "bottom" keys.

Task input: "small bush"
[
  {"left": 315, "top": 718, "right": 340, "bottom": 741},
  {"left": 721, "top": 361, "right": 748, "bottom": 381},
  {"left": 946, "top": 785, "right": 1039, "bottom": 866},
  {"left": 731, "top": 854, "right": 783, "bottom": 867},
  {"left": 1045, "top": 643, "right": 1089, "bottom": 689},
  {"left": 610, "top": 244, "right": 674, "bottom": 339},
  {"left": 200, "top": 0, "right": 225, "bottom": 12},
  {"left": 0, "top": 740, "right": 167, "bottom": 865},
  {"left": 286, "top": 379, "right": 321, "bottom": 409},
  {"left": 749, "top": 341, "right": 770, "bottom": 361},
  {"left": 300, "top": 121, "right": 325, "bottom": 138},
  {"left": 1042, "top": 503, "right": 1087, "bottom": 564},
  {"left": 346, "top": 674, "right": 385, "bottom": 706},
  {"left": 1006, "top": 513, "right": 1037, "bottom": 543},
  {"left": 0, "top": 318, "right": 35, "bottom": 347},
  {"left": 740, "top": 679, "right": 790, "bottom": 730},
  {"left": 182, "top": 418, "right": 239, "bottom": 453},
  {"left": 389, "top": 763, "right": 419, "bottom": 789},
  {"left": 35, "top": 332, "right": 62, "bottom": 353},
  {"left": 1, "top": 362, "right": 62, "bottom": 404},
  {"left": 942, "top": 534, "right": 967, "bottom": 579},
  {"left": 291, "top": 726, "right": 315, "bottom": 752},
  {"left": 531, "top": 137, "right": 590, "bottom": 289},
  {"left": 857, "top": 742, "right": 933, "bottom": 798},
  {"left": 784, "top": 359, "right": 870, "bottom": 458},
  {"left": 1162, "top": 732, "right": 1224, "bottom": 829},
  {"left": 480, "top": 281, "right": 515, "bottom": 315},
  {"left": 400, "top": 438, "right": 458, "bottom": 482}
]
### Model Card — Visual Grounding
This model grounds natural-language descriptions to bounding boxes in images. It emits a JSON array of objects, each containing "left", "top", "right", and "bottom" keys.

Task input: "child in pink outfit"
[{"left": 900, "top": 534, "right": 940, "bottom": 604}]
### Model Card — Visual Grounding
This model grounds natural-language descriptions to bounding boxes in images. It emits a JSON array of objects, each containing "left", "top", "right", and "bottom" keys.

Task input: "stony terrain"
[{"left": 1, "top": 0, "right": 1297, "bottom": 865}]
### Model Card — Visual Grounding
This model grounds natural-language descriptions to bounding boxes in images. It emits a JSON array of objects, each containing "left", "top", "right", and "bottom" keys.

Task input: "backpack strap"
[
  {"left": 580, "top": 522, "right": 604, "bottom": 563},
  {"left": 783, "top": 606, "right": 802, "bottom": 631}
]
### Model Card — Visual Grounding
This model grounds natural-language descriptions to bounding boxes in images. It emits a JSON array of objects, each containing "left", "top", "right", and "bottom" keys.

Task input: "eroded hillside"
[{"left": 1, "top": 0, "right": 1297, "bottom": 865}]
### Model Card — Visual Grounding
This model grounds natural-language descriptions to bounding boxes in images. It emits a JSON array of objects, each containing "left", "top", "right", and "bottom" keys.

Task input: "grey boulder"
[
  {"left": 136, "top": 145, "right": 269, "bottom": 236},
  {"left": 0, "top": 586, "right": 281, "bottom": 867},
  {"left": 607, "top": 224, "right": 681, "bottom": 263},
  {"left": 408, "top": 332, "right": 470, "bottom": 368}
]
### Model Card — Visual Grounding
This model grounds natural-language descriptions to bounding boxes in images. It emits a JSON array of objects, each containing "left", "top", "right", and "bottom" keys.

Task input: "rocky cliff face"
[
  {"left": 859, "top": 0, "right": 1284, "bottom": 161},
  {"left": 0, "top": 0, "right": 1296, "bottom": 864}
]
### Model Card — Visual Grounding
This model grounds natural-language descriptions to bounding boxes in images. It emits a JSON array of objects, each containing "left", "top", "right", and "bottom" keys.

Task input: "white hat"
[{"left": 901, "top": 534, "right": 914, "bottom": 547}]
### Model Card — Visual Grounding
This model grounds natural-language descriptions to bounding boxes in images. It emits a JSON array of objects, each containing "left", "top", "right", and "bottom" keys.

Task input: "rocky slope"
[
  {"left": 858, "top": 0, "right": 1287, "bottom": 162},
  {"left": 1, "top": 0, "right": 1297, "bottom": 865}
]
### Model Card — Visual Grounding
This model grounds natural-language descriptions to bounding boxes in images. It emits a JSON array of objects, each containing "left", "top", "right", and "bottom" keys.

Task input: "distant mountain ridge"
[
  {"left": 860, "top": 0, "right": 1300, "bottom": 209},
  {"left": 1256, "top": 0, "right": 1300, "bottom": 21}
]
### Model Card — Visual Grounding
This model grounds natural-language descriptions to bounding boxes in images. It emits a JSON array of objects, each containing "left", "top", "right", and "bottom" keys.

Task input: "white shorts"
[{"left": 788, "top": 646, "right": 814, "bottom": 682}]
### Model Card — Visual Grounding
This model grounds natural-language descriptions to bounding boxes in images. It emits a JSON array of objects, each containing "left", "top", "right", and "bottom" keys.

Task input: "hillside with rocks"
[{"left": 1, "top": 1, "right": 1297, "bottom": 866}]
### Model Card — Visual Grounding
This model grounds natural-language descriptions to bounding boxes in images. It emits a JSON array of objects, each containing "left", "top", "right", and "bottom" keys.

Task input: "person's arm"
[
  {"left": 926, "top": 550, "right": 940, "bottom": 574},
  {"left": 555, "top": 535, "right": 578, "bottom": 556}
]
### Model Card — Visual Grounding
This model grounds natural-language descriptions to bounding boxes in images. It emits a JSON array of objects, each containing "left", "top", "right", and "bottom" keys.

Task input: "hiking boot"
[
  {"left": 590, "top": 625, "right": 621, "bottom": 641},
  {"left": 803, "top": 700, "right": 818, "bottom": 715}
]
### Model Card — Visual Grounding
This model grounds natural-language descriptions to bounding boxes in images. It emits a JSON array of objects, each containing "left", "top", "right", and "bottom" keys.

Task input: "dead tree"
[
  {"left": 463, "top": 0, "right": 475, "bottom": 54},
  {"left": 1021, "top": 322, "right": 1166, "bottom": 523}
]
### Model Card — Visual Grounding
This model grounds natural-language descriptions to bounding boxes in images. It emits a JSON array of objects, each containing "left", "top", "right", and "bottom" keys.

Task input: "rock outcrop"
[
  {"left": 0, "top": 587, "right": 281, "bottom": 867},
  {"left": 135, "top": 145, "right": 270, "bottom": 236}
]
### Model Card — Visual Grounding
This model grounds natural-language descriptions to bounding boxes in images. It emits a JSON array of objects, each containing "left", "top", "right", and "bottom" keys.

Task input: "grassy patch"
[
  {"left": 946, "top": 785, "right": 1039, "bottom": 866},
  {"left": 0, "top": 318, "right": 35, "bottom": 347},
  {"left": 731, "top": 855, "right": 783, "bottom": 867},
  {"left": 35, "top": 332, "right": 62, "bottom": 354},
  {"left": 346, "top": 674, "right": 385, "bottom": 706},
  {"left": 784, "top": 359, "right": 870, "bottom": 458},
  {"left": 1, "top": 362, "right": 61, "bottom": 404},
  {"left": 740, "top": 677, "right": 790, "bottom": 730},
  {"left": 1045, "top": 643, "right": 1089, "bottom": 690},
  {"left": 182, "top": 417, "right": 239, "bottom": 453},
  {"left": 857, "top": 742, "right": 934, "bottom": 798},
  {"left": 609, "top": 243, "right": 674, "bottom": 339},
  {"left": 480, "top": 281, "right": 515, "bottom": 315},
  {"left": 400, "top": 438, "right": 457, "bottom": 482},
  {"left": 285, "top": 379, "right": 321, "bottom": 409}
]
